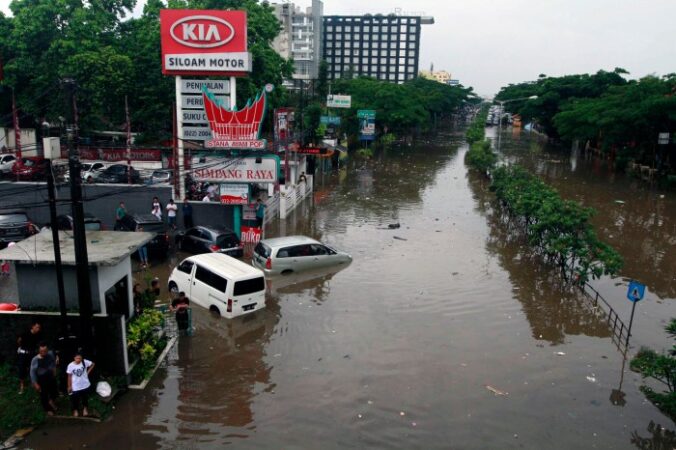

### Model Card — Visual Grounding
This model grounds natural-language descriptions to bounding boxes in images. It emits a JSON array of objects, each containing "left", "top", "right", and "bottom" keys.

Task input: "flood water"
[{"left": 22, "top": 127, "right": 676, "bottom": 449}]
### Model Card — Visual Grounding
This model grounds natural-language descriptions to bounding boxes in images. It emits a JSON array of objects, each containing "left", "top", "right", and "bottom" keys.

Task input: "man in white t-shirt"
[
  {"left": 166, "top": 199, "right": 178, "bottom": 229},
  {"left": 66, "top": 353, "right": 95, "bottom": 417}
]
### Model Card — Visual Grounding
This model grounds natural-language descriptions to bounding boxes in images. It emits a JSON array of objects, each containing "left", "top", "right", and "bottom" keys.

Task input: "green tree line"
[
  {"left": 495, "top": 69, "right": 676, "bottom": 175},
  {"left": 0, "top": 0, "right": 293, "bottom": 142}
]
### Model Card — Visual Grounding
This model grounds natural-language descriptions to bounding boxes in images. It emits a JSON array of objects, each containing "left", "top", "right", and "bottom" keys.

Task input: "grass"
[{"left": 0, "top": 363, "right": 45, "bottom": 441}]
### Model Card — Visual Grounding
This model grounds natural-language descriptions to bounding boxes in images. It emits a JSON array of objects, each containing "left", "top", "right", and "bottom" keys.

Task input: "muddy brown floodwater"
[{"left": 21, "top": 127, "right": 676, "bottom": 449}]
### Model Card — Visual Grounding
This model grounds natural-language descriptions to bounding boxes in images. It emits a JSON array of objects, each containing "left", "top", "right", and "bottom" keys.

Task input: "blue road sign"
[{"left": 627, "top": 281, "right": 646, "bottom": 302}]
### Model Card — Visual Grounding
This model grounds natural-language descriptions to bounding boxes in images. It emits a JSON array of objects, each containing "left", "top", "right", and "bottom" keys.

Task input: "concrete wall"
[
  {"left": 0, "top": 311, "right": 129, "bottom": 375},
  {"left": 0, "top": 182, "right": 174, "bottom": 229},
  {"left": 0, "top": 182, "right": 236, "bottom": 232},
  {"left": 16, "top": 264, "right": 101, "bottom": 313},
  {"left": 97, "top": 257, "right": 132, "bottom": 318}
]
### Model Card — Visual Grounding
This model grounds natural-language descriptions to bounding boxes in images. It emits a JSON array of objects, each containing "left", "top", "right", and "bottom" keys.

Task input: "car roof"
[
  {"left": 195, "top": 226, "right": 236, "bottom": 236},
  {"left": 260, "top": 235, "right": 319, "bottom": 248},
  {"left": 0, "top": 209, "right": 28, "bottom": 215},
  {"left": 130, "top": 213, "right": 162, "bottom": 223},
  {"left": 184, "top": 253, "right": 263, "bottom": 280},
  {"left": 57, "top": 213, "right": 98, "bottom": 220}
]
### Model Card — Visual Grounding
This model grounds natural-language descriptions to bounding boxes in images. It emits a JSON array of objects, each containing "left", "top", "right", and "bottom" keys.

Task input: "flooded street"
[{"left": 23, "top": 128, "right": 675, "bottom": 449}]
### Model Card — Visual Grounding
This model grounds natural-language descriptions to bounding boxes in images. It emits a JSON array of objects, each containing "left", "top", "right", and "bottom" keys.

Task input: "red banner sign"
[
  {"left": 240, "top": 225, "right": 262, "bottom": 244},
  {"left": 61, "top": 147, "right": 163, "bottom": 162},
  {"left": 297, "top": 147, "right": 325, "bottom": 155},
  {"left": 203, "top": 89, "right": 267, "bottom": 149},
  {"left": 160, "top": 9, "right": 249, "bottom": 76}
]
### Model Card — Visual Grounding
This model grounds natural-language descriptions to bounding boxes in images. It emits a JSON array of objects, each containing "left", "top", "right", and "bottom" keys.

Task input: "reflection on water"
[{"left": 631, "top": 421, "right": 676, "bottom": 449}]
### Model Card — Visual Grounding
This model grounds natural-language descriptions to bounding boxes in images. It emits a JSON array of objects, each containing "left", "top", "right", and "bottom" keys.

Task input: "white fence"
[
  {"left": 279, "top": 175, "right": 313, "bottom": 219},
  {"left": 264, "top": 193, "right": 280, "bottom": 225}
]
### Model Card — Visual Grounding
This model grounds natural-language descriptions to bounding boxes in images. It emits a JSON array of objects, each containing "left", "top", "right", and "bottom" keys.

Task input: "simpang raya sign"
[
  {"left": 194, "top": 158, "right": 278, "bottom": 183},
  {"left": 160, "top": 10, "right": 250, "bottom": 75}
]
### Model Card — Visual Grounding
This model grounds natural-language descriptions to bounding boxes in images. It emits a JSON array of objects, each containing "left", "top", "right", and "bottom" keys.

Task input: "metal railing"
[{"left": 578, "top": 281, "right": 629, "bottom": 354}]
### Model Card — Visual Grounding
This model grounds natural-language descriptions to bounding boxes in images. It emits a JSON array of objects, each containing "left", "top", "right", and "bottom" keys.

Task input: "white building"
[{"left": 271, "top": 0, "right": 324, "bottom": 84}]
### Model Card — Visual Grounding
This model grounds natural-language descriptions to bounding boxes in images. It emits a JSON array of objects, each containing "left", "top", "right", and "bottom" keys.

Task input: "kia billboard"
[{"left": 160, "top": 9, "right": 250, "bottom": 76}]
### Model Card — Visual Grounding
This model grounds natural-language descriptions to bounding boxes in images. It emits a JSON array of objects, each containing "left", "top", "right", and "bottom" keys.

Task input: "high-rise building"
[
  {"left": 322, "top": 14, "right": 434, "bottom": 83},
  {"left": 271, "top": 0, "right": 324, "bottom": 83}
]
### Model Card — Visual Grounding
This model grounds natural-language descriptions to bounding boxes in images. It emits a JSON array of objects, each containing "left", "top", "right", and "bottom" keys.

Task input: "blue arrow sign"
[{"left": 627, "top": 281, "right": 646, "bottom": 302}]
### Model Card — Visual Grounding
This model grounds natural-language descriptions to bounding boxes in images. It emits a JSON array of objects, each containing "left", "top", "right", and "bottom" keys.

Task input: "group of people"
[
  {"left": 16, "top": 322, "right": 95, "bottom": 417},
  {"left": 115, "top": 197, "right": 194, "bottom": 231}
]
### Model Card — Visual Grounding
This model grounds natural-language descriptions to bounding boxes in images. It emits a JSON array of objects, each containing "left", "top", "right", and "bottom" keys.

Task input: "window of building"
[
  {"left": 336, "top": 26, "right": 342, "bottom": 32},
  {"left": 336, "top": 48, "right": 342, "bottom": 55},
  {"left": 373, "top": 26, "right": 380, "bottom": 33},
  {"left": 364, "top": 34, "right": 370, "bottom": 41},
  {"left": 408, "top": 58, "right": 415, "bottom": 65},
  {"left": 373, "top": 42, "right": 379, "bottom": 49},
  {"left": 327, "top": 49, "right": 333, "bottom": 56},
  {"left": 335, "top": 56, "right": 342, "bottom": 63},
  {"left": 410, "top": 18, "right": 418, "bottom": 24},
  {"left": 327, "top": 26, "right": 333, "bottom": 32},
  {"left": 364, "top": 25, "right": 370, "bottom": 33},
  {"left": 362, "top": 57, "right": 368, "bottom": 64},
  {"left": 345, "top": 49, "right": 351, "bottom": 56},
  {"left": 408, "top": 50, "right": 416, "bottom": 57},
  {"left": 390, "top": 42, "right": 397, "bottom": 49},
  {"left": 389, "top": 73, "right": 396, "bottom": 80},
  {"left": 408, "top": 34, "right": 416, "bottom": 42},
  {"left": 345, "top": 34, "right": 351, "bottom": 40},
  {"left": 371, "top": 57, "right": 378, "bottom": 64},
  {"left": 390, "top": 26, "right": 397, "bottom": 33},
  {"left": 389, "top": 57, "right": 396, "bottom": 64},
  {"left": 345, "top": 41, "right": 351, "bottom": 48},
  {"left": 399, "top": 64, "right": 406, "bottom": 72},
  {"left": 379, "top": 73, "right": 387, "bottom": 80},
  {"left": 364, "top": 41, "right": 370, "bottom": 48},
  {"left": 380, "top": 57, "right": 386, "bottom": 64}
]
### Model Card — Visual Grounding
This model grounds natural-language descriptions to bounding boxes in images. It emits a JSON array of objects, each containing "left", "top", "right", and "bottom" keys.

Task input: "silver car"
[{"left": 252, "top": 235, "right": 352, "bottom": 275}]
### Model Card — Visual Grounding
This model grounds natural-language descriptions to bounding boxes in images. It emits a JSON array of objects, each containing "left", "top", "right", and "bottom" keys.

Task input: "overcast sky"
[{"left": 2, "top": 0, "right": 674, "bottom": 96}]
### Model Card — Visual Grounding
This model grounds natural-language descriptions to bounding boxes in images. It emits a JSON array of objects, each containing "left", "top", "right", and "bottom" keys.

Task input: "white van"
[{"left": 168, "top": 253, "right": 266, "bottom": 318}]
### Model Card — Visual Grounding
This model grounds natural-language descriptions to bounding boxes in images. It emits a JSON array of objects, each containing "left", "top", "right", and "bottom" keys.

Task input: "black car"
[
  {"left": 118, "top": 213, "right": 169, "bottom": 258},
  {"left": 0, "top": 209, "right": 36, "bottom": 247},
  {"left": 56, "top": 213, "right": 103, "bottom": 231},
  {"left": 97, "top": 164, "right": 141, "bottom": 184},
  {"left": 176, "top": 226, "right": 243, "bottom": 257}
]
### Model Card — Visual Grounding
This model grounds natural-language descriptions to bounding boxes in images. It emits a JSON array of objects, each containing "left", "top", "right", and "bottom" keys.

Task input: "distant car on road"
[
  {"left": 56, "top": 213, "right": 103, "bottom": 231},
  {"left": 176, "top": 226, "right": 243, "bottom": 257},
  {"left": 11, "top": 157, "right": 48, "bottom": 181},
  {"left": 0, "top": 154, "right": 16, "bottom": 175},
  {"left": 80, "top": 162, "right": 107, "bottom": 182},
  {"left": 252, "top": 236, "right": 352, "bottom": 275},
  {"left": 149, "top": 169, "right": 172, "bottom": 185},
  {"left": 97, "top": 164, "right": 141, "bottom": 184},
  {"left": 0, "top": 209, "right": 36, "bottom": 247},
  {"left": 117, "top": 213, "right": 169, "bottom": 258}
]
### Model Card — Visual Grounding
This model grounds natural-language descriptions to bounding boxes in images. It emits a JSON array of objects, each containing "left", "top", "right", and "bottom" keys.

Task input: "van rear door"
[{"left": 232, "top": 276, "right": 265, "bottom": 315}]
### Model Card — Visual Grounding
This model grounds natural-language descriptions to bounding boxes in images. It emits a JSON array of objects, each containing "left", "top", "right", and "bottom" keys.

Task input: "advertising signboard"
[
  {"left": 193, "top": 157, "right": 278, "bottom": 183},
  {"left": 219, "top": 184, "right": 249, "bottom": 205},
  {"left": 297, "top": 146, "right": 325, "bottom": 155},
  {"left": 358, "top": 109, "right": 376, "bottom": 141},
  {"left": 274, "top": 108, "right": 292, "bottom": 142},
  {"left": 327, "top": 94, "right": 352, "bottom": 108},
  {"left": 240, "top": 225, "right": 262, "bottom": 243},
  {"left": 160, "top": 10, "right": 250, "bottom": 75},
  {"left": 320, "top": 115, "right": 341, "bottom": 125},
  {"left": 203, "top": 88, "right": 267, "bottom": 149},
  {"left": 181, "top": 79, "right": 229, "bottom": 94}
]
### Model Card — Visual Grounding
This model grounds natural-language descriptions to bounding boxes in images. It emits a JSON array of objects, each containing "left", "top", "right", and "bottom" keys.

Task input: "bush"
[
  {"left": 0, "top": 364, "right": 45, "bottom": 441},
  {"left": 127, "top": 309, "right": 165, "bottom": 384},
  {"left": 465, "top": 139, "right": 497, "bottom": 174}
]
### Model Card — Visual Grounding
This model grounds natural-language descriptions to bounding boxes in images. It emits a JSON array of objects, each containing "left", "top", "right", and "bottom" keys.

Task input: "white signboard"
[
  {"left": 182, "top": 126, "right": 213, "bottom": 141},
  {"left": 181, "top": 94, "right": 229, "bottom": 109},
  {"left": 205, "top": 139, "right": 266, "bottom": 149},
  {"left": 181, "top": 110, "right": 210, "bottom": 124},
  {"left": 164, "top": 52, "right": 251, "bottom": 73},
  {"left": 327, "top": 94, "right": 352, "bottom": 108},
  {"left": 193, "top": 158, "right": 278, "bottom": 183},
  {"left": 658, "top": 132, "right": 670, "bottom": 145},
  {"left": 219, "top": 184, "right": 249, "bottom": 205},
  {"left": 181, "top": 79, "right": 230, "bottom": 94}
]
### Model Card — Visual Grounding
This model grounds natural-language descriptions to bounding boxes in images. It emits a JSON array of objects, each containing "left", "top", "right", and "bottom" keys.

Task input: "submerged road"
[{"left": 22, "top": 128, "right": 676, "bottom": 449}]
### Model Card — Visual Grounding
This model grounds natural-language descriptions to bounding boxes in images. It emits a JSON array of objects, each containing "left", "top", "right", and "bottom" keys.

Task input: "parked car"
[
  {"left": 80, "top": 162, "right": 107, "bottom": 182},
  {"left": 0, "top": 209, "right": 36, "bottom": 247},
  {"left": 149, "top": 169, "right": 172, "bottom": 185},
  {"left": 168, "top": 253, "right": 266, "bottom": 318},
  {"left": 97, "top": 164, "right": 141, "bottom": 184},
  {"left": 0, "top": 154, "right": 16, "bottom": 175},
  {"left": 11, "top": 157, "right": 48, "bottom": 181},
  {"left": 56, "top": 213, "right": 103, "bottom": 231},
  {"left": 176, "top": 226, "right": 243, "bottom": 257},
  {"left": 117, "top": 213, "right": 169, "bottom": 257},
  {"left": 252, "top": 236, "right": 352, "bottom": 275}
]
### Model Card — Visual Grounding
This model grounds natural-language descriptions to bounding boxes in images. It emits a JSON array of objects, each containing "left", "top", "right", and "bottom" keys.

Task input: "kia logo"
[{"left": 170, "top": 15, "right": 235, "bottom": 49}]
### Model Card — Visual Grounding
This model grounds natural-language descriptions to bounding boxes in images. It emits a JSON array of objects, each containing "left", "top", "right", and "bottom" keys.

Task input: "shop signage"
[
  {"left": 219, "top": 184, "right": 249, "bottom": 205},
  {"left": 658, "top": 132, "right": 670, "bottom": 145},
  {"left": 240, "top": 225, "right": 262, "bottom": 243},
  {"left": 320, "top": 115, "right": 341, "bottom": 125},
  {"left": 242, "top": 204, "right": 257, "bottom": 220},
  {"left": 72, "top": 147, "right": 163, "bottom": 162},
  {"left": 203, "top": 88, "right": 267, "bottom": 149},
  {"left": 181, "top": 110, "right": 210, "bottom": 124},
  {"left": 181, "top": 79, "right": 229, "bottom": 94},
  {"left": 327, "top": 94, "right": 351, "bottom": 108},
  {"left": 193, "top": 157, "right": 278, "bottom": 183},
  {"left": 181, "top": 126, "right": 213, "bottom": 141},
  {"left": 274, "top": 108, "right": 292, "bottom": 142},
  {"left": 160, "top": 10, "right": 250, "bottom": 75},
  {"left": 358, "top": 109, "right": 376, "bottom": 141},
  {"left": 181, "top": 94, "right": 229, "bottom": 110},
  {"left": 297, "top": 146, "right": 325, "bottom": 155}
]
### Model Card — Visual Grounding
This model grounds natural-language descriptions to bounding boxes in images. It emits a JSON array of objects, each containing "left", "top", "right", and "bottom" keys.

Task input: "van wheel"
[
  {"left": 281, "top": 269, "right": 294, "bottom": 275},
  {"left": 209, "top": 305, "right": 221, "bottom": 316},
  {"left": 168, "top": 282, "right": 178, "bottom": 295}
]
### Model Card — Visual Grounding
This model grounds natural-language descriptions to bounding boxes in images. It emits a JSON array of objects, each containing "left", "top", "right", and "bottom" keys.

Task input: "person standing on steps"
[
  {"left": 166, "top": 199, "right": 178, "bottom": 229},
  {"left": 30, "top": 343, "right": 58, "bottom": 415},
  {"left": 115, "top": 201, "right": 126, "bottom": 230},
  {"left": 16, "top": 321, "right": 42, "bottom": 394},
  {"left": 171, "top": 291, "right": 191, "bottom": 333},
  {"left": 136, "top": 225, "right": 149, "bottom": 269},
  {"left": 67, "top": 352, "right": 95, "bottom": 417},
  {"left": 151, "top": 196, "right": 162, "bottom": 221}
]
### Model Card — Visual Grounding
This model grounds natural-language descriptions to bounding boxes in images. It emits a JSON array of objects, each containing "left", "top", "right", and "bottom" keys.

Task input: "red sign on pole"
[
  {"left": 160, "top": 9, "right": 250, "bottom": 76},
  {"left": 240, "top": 225, "right": 262, "bottom": 244}
]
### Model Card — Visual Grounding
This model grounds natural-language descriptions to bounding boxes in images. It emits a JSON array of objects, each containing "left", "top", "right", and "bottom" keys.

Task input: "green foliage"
[
  {"left": 465, "top": 139, "right": 496, "bottom": 174},
  {"left": 0, "top": 0, "right": 292, "bottom": 139},
  {"left": 465, "top": 106, "right": 488, "bottom": 144},
  {"left": 631, "top": 320, "right": 676, "bottom": 421},
  {"left": 490, "top": 165, "right": 623, "bottom": 283},
  {"left": 380, "top": 133, "right": 396, "bottom": 147},
  {"left": 0, "top": 364, "right": 45, "bottom": 441},
  {"left": 127, "top": 308, "right": 165, "bottom": 383}
]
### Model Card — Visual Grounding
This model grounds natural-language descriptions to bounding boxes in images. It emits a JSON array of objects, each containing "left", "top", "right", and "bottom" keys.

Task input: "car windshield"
[
  {"left": 153, "top": 170, "right": 168, "bottom": 177},
  {"left": 0, "top": 213, "right": 28, "bottom": 224},
  {"left": 108, "top": 166, "right": 124, "bottom": 174},
  {"left": 22, "top": 159, "right": 35, "bottom": 167},
  {"left": 82, "top": 163, "right": 92, "bottom": 171},
  {"left": 254, "top": 243, "right": 271, "bottom": 258},
  {"left": 217, "top": 234, "right": 239, "bottom": 248},
  {"left": 141, "top": 223, "right": 165, "bottom": 233}
]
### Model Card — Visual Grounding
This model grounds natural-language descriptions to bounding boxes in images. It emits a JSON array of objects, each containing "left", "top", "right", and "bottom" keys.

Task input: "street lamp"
[{"left": 495, "top": 95, "right": 538, "bottom": 153}]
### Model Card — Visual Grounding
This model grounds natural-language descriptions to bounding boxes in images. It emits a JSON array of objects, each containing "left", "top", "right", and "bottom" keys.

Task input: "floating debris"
[
  {"left": 615, "top": 200, "right": 625, "bottom": 204},
  {"left": 586, "top": 375, "right": 597, "bottom": 383},
  {"left": 393, "top": 236, "right": 408, "bottom": 241},
  {"left": 485, "top": 385, "right": 508, "bottom": 396},
  {"left": 555, "top": 352, "right": 566, "bottom": 356}
]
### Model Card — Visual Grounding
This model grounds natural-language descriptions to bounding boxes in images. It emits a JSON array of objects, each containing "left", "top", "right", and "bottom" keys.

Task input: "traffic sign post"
[{"left": 625, "top": 280, "right": 646, "bottom": 348}]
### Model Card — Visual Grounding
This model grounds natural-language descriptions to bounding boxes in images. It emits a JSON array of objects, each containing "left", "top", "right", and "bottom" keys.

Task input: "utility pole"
[
  {"left": 125, "top": 95, "right": 132, "bottom": 185},
  {"left": 63, "top": 79, "right": 94, "bottom": 355},
  {"left": 44, "top": 133, "right": 68, "bottom": 334},
  {"left": 12, "top": 91, "right": 22, "bottom": 181}
]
